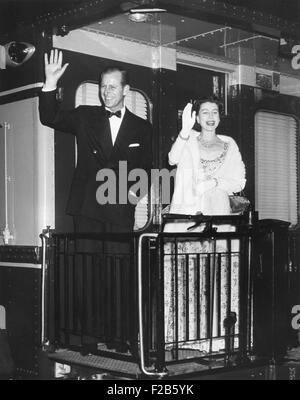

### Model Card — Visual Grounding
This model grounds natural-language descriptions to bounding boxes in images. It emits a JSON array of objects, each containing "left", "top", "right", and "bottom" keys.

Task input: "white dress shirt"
[{"left": 106, "top": 107, "right": 126, "bottom": 145}]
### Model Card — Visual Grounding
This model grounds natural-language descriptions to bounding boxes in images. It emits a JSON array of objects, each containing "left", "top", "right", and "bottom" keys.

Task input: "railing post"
[
  {"left": 154, "top": 233, "right": 167, "bottom": 374},
  {"left": 138, "top": 233, "right": 168, "bottom": 378},
  {"left": 224, "top": 311, "right": 237, "bottom": 366},
  {"left": 237, "top": 231, "right": 251, "bottom": 363},
  {"left": 39, "top": 226, "right": 52, "bottom": 349}
]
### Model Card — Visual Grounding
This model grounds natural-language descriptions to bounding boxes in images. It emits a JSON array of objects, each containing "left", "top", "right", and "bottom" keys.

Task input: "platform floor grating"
[
  {"left": 47, "top": 346, "right": 300, "bottom": 379},
  {"left": 48, "top": 350, "right": 141, "bottom": 378},
  {"left": 47, "top": 348, "right": 227, "bottom": 379}
]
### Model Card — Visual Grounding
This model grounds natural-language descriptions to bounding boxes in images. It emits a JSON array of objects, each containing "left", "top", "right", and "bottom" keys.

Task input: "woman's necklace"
[{"left": 197, "top": 133, "right": 218, "bottom": 148}]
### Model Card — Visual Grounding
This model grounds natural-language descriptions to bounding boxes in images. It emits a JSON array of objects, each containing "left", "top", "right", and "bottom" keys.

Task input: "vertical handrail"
[
  {"left": 208, "top": 237, "right": 217, "bottom": 355},
  {"left": 246, "top": 232, "right": 253, "bottom": 356},
  {"left": 138, "top": 233, "right": 168, "bottom": 378},
  {"left": 40, "top": 234, "right": 46, "bottom": 345},
  {"left": 1, "top": 122, "right": 14, "bottom": 244},
  {"left": 40, "top": 228, "right": 51, "bottom": 346},
  {"left": 155, "top": 233, "right": 167, "bottom": 371},
  {"left": 239, "top": 233, "right": 250, "bottom": 361},
  {"left": 247, "top": 211, "right": 256, "bottom": 356}
]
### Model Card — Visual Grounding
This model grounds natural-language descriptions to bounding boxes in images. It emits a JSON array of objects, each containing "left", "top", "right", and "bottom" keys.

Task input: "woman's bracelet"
[{"left": 179, "top": 132, "right": 190, "bottom": 141}]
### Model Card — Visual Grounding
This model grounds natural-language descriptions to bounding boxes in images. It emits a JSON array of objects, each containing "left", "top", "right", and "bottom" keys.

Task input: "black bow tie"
[{"left": 106, "top": 110, "right": 122, "bottom": 118}]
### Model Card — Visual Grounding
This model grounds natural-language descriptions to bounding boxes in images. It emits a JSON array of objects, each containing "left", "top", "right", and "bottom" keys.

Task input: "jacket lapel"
[
  {"left": 88, "top": 107, "right": 113, "bottom": 163},
  {"left": 99, "top": 114, "right": 113, "bottom": 160}
]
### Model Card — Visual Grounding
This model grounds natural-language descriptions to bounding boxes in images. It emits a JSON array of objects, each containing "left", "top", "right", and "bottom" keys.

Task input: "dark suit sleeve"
[{"left": 39, "top": 89, "right": 81, "bottom": 135}]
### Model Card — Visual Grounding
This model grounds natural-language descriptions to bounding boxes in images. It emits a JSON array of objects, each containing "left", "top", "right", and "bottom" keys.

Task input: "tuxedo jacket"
[{"left": 39, "top": 90, "right": 152, "bottom": 229}]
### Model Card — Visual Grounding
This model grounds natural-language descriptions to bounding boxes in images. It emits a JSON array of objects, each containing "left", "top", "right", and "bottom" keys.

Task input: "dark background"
[
  {"left": 0, "top": 0, "right": 299, "bottom": 35},
  {"left": 0, "top": 0, "right": 84, "bottom": 34}
]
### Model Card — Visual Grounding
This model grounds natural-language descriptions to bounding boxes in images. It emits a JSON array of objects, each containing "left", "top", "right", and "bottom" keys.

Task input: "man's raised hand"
[{"left": 44, "top": 49, "right": 69, "bottom": 90}]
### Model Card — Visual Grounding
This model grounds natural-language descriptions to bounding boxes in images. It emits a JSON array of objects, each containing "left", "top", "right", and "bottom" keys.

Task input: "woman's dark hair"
[{"left": 192, "top": 95, "right": 223, "bottom": 115}]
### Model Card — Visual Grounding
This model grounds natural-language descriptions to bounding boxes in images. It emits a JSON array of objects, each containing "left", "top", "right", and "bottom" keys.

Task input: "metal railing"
[{"left": 40, "top": 212, "right": 295, "bottom": 377}]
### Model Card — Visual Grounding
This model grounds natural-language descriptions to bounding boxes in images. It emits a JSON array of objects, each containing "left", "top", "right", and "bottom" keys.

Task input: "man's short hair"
[{"left": 99, "top": 66, "right": 130, "bottom": 87}]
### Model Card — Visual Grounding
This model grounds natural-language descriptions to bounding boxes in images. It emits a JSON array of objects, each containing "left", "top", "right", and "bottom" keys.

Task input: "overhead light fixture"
[
  {"left": 130, "top": 8, "right": 167, "bottom": 13},
  {"left": 0, "top": 41, "right": 35, "bottom": 69},
  {"left": 129, "top": 12, "right": 151, "bottom": 23},
  {"left": 129, "top": 7, "right": 166, "bottom": 23}
]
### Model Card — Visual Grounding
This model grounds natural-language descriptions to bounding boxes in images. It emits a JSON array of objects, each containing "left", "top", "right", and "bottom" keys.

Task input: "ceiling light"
[
  {"left": 130, "top": 8, "right": 167, "bottom": 13},
  {"left": 128, "top": 12, "right": 151, "bottom": 23},
  {"left": 128, "top": 7, "right": 166, "bottom": 23}
]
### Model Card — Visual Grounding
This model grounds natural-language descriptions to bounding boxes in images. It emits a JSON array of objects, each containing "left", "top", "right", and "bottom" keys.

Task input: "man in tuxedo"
[
  {"left": 39, "top": 49, "right": 152, "bottom": 354},
  {"left": 39, "top": 49, "right": 152, "bottom": 234}
]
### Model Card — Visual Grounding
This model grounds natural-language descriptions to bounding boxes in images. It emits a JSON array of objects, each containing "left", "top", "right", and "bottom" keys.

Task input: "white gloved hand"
[{"left": 180, "top": 102, "right": 196, "bottom": 138}]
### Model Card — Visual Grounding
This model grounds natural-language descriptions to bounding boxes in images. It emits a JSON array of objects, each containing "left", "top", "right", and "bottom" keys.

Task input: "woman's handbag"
[{"left": 229, "top": 192, "right": 250, "bottom": 214}]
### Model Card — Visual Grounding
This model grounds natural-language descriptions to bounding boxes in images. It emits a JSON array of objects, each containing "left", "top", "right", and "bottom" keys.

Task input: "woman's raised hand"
[
  {"left": 44, "top": 49, "right": 69, "bottom": 90},
  {"left": 180, "top": 102, "right": 196, "bottom": 138}
]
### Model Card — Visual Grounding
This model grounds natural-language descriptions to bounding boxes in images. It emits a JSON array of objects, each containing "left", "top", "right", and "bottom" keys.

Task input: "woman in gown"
[{"left": 163, "top": 97, "right": 246, "bottom": 356}]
